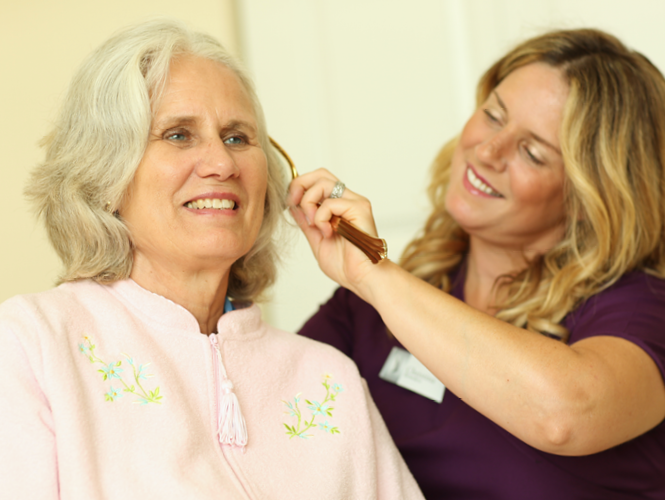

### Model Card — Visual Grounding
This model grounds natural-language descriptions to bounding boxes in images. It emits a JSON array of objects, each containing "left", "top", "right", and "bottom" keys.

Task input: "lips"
[
  {"left": 465, "top": 166, "right": 503, "bottom": 197},
  {"left": 184, "top": 193, "right": 240, "bottom": 211},
  {"left": 185, "top": 198, "right": 236, "bottom": 210}
]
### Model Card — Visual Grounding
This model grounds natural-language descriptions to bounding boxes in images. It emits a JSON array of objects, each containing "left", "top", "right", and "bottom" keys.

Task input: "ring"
[{"left": 330, "top": 181, "right": 346, "bottom": 199}]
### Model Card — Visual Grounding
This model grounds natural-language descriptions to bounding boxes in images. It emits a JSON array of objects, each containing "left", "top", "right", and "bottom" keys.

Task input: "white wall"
[{"left": 238, "top": 0, "right": 665, "bottom": 333}]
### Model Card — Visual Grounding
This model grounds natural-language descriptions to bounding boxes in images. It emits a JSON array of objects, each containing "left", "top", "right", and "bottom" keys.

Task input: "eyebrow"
[
  {"left": 493, "top": 90, "right": 508, "bottom": 112},
  {"left": 492, "top": 90, "right": 562, "bottom": 155},
  {"left": 153, "top": 116, "right": 196, "bottom": 129},
  {"left": 152, "top": 116, "right": 257, "bottom": 134}
]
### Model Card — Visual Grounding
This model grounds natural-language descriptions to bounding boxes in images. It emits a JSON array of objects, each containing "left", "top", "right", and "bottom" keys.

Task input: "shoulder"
[
  {"left": 298, "top": 287, "right": 386, "bottom": 356},
  {"left": 1, "top": 280, "right": 99, "bottom": 319},
  {"left": 0, "top": 280, "right": 111, "bottom": 344},
  {"left": 310, "top": 286, "right": 377, "bottom": 318},
  {"left": 264, "top": 320, "right": 362, "bottom": 375},
  {"left": 566, "top": 272, "right": 665, "bottom": 344}
]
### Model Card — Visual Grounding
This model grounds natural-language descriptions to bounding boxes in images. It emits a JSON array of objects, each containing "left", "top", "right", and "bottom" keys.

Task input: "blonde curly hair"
[
  {"left": 25, "top": 19, "right": 287, "bottom": 302},
  {"left": 400, "top": 28, "right": 665, "bottom": 340}
]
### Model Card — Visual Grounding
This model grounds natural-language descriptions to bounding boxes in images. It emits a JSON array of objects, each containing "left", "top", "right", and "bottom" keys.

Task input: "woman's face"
[
  {"left": 121, "top": 56, "right": 268, "bottom": 274},
  {"left": 445, "top": 62, "right": 569, "bottom": 254}
]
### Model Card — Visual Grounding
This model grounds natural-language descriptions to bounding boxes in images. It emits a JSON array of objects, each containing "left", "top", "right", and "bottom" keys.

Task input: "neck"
[
  {"left": 130, "top": 253, "right": 230, "bottom": 334},
  {"left": 464, "top": 237, "right": 530, "bottom": 314}
]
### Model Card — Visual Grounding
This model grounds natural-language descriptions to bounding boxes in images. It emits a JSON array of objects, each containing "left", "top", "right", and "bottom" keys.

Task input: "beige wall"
[{"left": 0, "top": 0, "right": 239, "bottom": 302}]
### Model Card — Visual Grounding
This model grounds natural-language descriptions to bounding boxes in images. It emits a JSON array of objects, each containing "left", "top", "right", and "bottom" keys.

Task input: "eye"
[
  {"left": 522, "top": 144, "right": 545, "bottom": 166},
  {"left": 483, "top": 108, "right": 501, "bottom": 124},
  {"left": 223, "top": 135, "right": 247, "bottom": 146},
  {"left": 164, "top": 129, "right": 190, "bottom": 142}
]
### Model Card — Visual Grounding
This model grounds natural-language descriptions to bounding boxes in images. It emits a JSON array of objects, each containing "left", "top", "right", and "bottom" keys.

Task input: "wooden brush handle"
[{"left": 330, "top": 216, "right": 388, "bottom": 264}]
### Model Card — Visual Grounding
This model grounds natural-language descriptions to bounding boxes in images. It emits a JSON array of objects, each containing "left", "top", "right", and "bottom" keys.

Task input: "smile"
[
  {"left": 185, "top": 198, "right": 237, "bottom": 210},
  {"left": 466, "top": 167, "right": 503, "bottom": 197}
]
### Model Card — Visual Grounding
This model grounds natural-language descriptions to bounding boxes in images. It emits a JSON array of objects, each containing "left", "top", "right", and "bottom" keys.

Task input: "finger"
[
  {"left": 289, "top": 206, "right": 326, "bottom": 252},
  {"left": 286, "top": 181, "right": 305, "bottom": 208},
  {"left": 288, "top": 169, "right": 336, "bottom": 205},
  {"left": 314, "top": 197, "right": 379, "bottom": 238},
  {"left": 300, "top": 180, "right": 366, "bottom": 227},
  {"left": 290, "top": 168, "right": 339, "bottom": 191}
]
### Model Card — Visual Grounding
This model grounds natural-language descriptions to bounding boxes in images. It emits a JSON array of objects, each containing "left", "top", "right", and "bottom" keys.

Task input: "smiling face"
[
  {"left": 445, "top": 63, "right": 569, "bottom": 254},
  {"left": 120, "top": 55, "right": 268, "bottom": 277}
]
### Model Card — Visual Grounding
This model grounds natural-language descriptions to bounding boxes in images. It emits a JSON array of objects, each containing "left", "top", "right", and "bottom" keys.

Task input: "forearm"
[
  {"left": 354, "top": 260, "right": 665, "bottom": 454},
  {"left": 288, "top": 171, "right": 665, "bottom": 454}
]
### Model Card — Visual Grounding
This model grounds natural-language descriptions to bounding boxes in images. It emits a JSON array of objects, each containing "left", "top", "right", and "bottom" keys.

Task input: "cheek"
[
  {"left": 136, "top": 149, "right": 188, "bottom": 196},
  {"left": 458, "top": 111, "right": 486, "bottom": 150},
  {"left": 250, "top": 156, "right": 269, "bottom": 198},
  {"left": 448, "top": 141, "right": 466, "bottom": 178},
  {"left": 511, "top": 170, "right": 565, "bottom": 210}
]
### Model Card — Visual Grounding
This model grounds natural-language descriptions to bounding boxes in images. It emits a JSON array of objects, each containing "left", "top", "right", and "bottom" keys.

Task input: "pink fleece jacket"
[{"left": 0, "top": 279, "right": 424, "bottom": 499}]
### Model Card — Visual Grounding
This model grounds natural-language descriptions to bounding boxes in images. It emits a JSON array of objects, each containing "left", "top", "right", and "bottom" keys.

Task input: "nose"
[
  {"left": 195, "top": 137, "right": 240, "bottom": 180},
  {"left": 476, "top": 130, "right": 509, "bottom": 172}
]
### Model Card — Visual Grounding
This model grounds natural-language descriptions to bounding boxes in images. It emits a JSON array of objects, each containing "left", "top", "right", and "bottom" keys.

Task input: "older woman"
[
  {"left": 293, "top": 29, "right": 665, "bottom": 498},
  {"left": 0, "top": 20, "right": 424, "bottom": 500}
]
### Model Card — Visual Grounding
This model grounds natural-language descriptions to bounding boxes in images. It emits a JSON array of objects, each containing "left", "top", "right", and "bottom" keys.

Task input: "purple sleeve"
[
  {"left": 565, "top": 272, "right": 665, "bottom": 381},
  {"left": 298, "top": 287, "right": 356, "bottom": 357}
]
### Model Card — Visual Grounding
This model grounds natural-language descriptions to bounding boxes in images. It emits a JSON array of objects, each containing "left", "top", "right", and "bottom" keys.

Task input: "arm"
[
  {"left": 0, "top": 321, "right": 59, "bottom": 499},
  {"left": 355, "top": 262, "right": 665, "bottom": 455},
  {"left": 289, "top": 170, "right": 665, "bottom": 456}
]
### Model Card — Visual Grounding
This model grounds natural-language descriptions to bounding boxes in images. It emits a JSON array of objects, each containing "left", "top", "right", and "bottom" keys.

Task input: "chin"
[{"left": 444, "top": 191, "right": 474, "bottom": 226}]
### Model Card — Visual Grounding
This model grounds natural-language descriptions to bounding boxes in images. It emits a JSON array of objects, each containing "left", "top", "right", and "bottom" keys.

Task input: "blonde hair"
[
  {"left": 401, "top": 29, "right": 665, "bottom": 340},
  {"left": 25, "top": 19, "right": 287, "bottom": 302}
]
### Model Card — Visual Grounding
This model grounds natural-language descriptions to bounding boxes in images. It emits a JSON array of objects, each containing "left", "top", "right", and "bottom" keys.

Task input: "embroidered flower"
[
  {"left": 137, "top": 363, "right": 151, "bottom": 380},
  {"left": 100, "top": 362, "right": 123, "bottom": 380},
  {"left": 80, "top": 337, "right": 163, "bottom": 405},
  {"left": 283, "top": 400, "right": 298, "bottom": 417},
  {"left": 308, "top": 401, "right": 330, "bottom": 416},
  {"left": 282, "top": 375, "right": 342, "bottom": 439},
  {"left": 105, "top": 386, "right": 123, "bottom": 402}
]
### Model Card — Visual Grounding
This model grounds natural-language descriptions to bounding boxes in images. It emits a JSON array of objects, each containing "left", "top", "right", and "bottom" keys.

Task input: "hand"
[{"left": 288, "top": 168, "right": 383, "bottom": 292}]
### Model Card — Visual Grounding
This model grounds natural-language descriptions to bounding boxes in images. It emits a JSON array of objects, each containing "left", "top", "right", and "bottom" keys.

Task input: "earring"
[{"left": 105, "top": 202, "right": 121, "bottom": 218}]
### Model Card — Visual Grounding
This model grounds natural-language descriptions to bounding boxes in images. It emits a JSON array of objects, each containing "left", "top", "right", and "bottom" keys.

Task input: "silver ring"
[{"left": 330, "top": 181, "right": 346, "bottom": 199}]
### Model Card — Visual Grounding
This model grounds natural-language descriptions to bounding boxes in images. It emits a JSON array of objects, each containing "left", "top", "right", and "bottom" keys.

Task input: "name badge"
[{"left": 379, "top": 346, "right": 445, "bottom": 403}]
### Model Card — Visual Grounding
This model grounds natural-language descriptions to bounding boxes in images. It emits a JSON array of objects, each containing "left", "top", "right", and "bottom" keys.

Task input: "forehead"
[
  {"left": 494, "top": 63, "right": 569, "bottom": 145},
  {"left": 495, "top": 63, "right": 569, "bottom": 110},
  {"left": 153, "top": 55, "right": 257, "bottom": 121}
]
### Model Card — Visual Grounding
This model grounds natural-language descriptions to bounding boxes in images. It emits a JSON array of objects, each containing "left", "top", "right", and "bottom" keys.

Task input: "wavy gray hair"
[{"left": 26, "top": 18, "right": 287, "bottom": 302}]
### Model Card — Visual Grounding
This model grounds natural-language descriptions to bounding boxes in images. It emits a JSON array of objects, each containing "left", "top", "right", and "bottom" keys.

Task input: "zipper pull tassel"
[{"left": 210, "top": 335, "right": 248, "bottom": 450}]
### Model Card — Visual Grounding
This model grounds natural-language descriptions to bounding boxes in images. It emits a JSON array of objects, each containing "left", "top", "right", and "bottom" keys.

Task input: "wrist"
[{"left": 352, "top": 258, "right": 402, "bottom": 305}]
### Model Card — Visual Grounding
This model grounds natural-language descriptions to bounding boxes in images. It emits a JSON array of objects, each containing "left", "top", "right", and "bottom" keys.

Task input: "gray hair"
[{"left": 26, "top": 18, "right": 287, "bottom": 302}]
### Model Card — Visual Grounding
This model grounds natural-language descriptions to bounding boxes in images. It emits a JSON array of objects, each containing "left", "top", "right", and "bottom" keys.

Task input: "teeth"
[
  {"left": 185, "top": 198, "right": 236, "bottom": 210},
  {"left": 467, "top": 168, "right": 501, "bottom": 197}
]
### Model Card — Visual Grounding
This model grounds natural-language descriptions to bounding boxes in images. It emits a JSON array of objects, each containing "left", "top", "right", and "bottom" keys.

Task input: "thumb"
[{"left": 289, "top": 206, "right": 324, "bottom": 252}]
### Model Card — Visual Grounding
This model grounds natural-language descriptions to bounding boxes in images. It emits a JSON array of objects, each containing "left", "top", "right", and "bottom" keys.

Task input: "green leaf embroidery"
[
  {"left": 282, "top": 374, "right": 344, "bottom": 440},
  {"left": 79, "top": 336, "right": 163, "bottom": 405}
]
